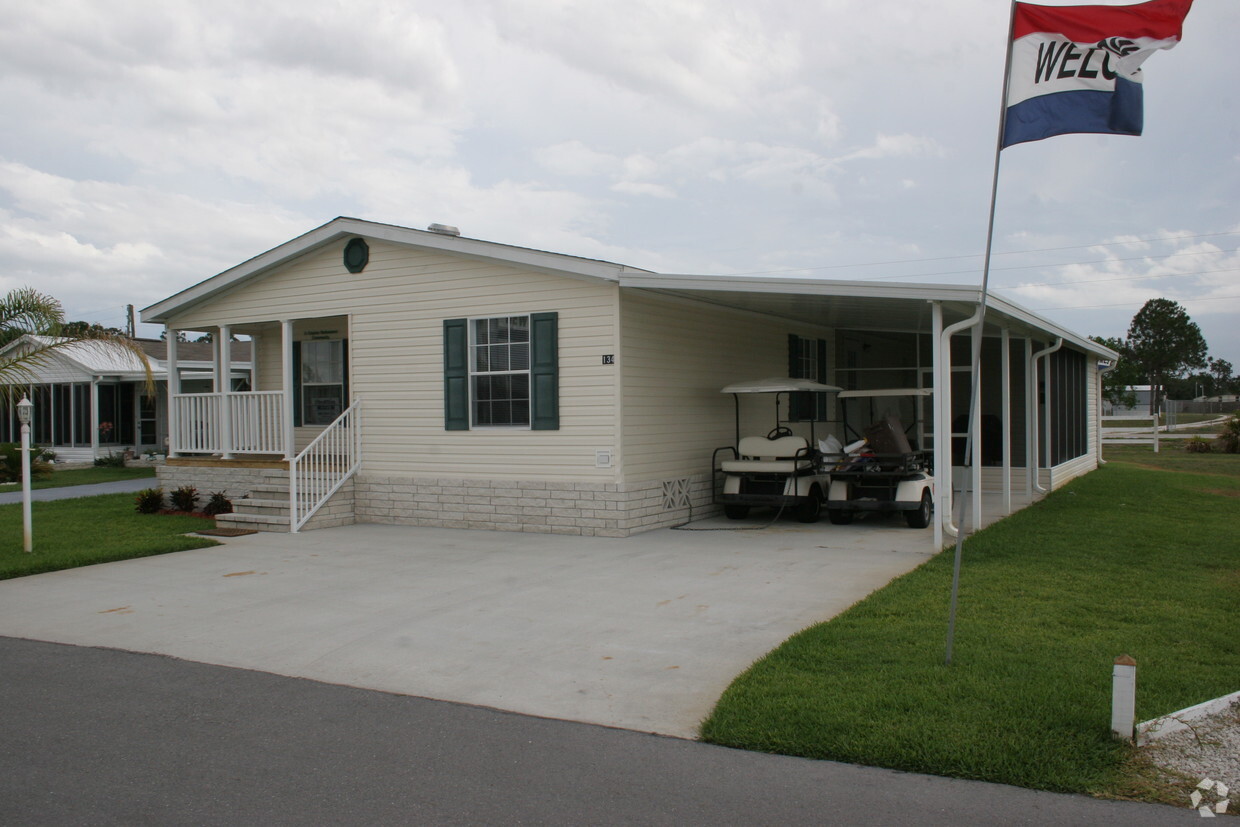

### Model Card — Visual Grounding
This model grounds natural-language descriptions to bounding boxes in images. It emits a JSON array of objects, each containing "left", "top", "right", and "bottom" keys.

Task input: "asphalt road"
[
  {"left": 0, "top": 637, "right": 1193, "bottom": 825},
  {"left": 0, "top": 477, "right": 154, "bottom": 504}
]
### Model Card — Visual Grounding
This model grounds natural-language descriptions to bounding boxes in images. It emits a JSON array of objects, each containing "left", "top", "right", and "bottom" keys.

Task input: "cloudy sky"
[{"left": 2, "top": 0, "right": 1236, "bottom": 362}]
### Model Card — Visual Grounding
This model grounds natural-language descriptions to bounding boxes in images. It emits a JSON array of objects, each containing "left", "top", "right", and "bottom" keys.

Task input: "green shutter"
[
  {"left": 443, "top": 319, "right": 469, "bottom": 430},
  {"left": 341, "top": 339, "right": 350, "bottom": 409},
  {"left": 292, "top": 341, "right": 302, "bottom": 427},
  {"left": 530, "top": 312, "right": 559, "bottom": 430}
]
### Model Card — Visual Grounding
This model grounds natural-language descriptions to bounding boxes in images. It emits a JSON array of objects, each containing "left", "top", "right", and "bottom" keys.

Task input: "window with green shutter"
[
  {"left": 443, "top": 313, "right": 558, "bottom": 430},
  {"left": 788, "top": 334, "right": 829, "bottom": 421}
]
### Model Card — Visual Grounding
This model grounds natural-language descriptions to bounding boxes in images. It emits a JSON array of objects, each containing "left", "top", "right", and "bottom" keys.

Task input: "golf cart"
[
  {"left": 712, "top": 378, "right": 841, "bottom": 523},
  {"left": 825, "top": 388, "right": 935, "bottom": 529}
]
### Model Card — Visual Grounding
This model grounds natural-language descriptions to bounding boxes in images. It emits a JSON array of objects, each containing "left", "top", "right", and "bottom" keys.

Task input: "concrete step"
[
  {"left": 232, "top": 497, "right": 290, "bottom": 516},
  {"left": 216, "top": 512, "right": 290, "bottom": 532}
]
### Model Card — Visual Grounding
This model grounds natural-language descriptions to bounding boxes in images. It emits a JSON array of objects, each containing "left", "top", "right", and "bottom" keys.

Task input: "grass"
[
  {"left": 0, "top": 493, "right": 218, "bottom": 580},
  {"left": 701, "top": 446, "right": 1240, "bottom": 799}
]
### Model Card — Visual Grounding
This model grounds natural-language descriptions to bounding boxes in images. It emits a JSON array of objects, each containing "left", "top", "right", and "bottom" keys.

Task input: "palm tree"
[{"left": 0, "top": 287, "right": 153, "bottom": 392}]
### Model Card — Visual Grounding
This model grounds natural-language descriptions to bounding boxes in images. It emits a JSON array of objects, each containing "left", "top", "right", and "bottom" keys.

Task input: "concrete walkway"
[
  {"left": 0, "top": 637, "right": 1193, "bottom": 825},
  {"left": 0, "top": 476, "right": 154, "bottom": 504},
  {"left": 0, "top": 517, "right": 938, "bottom": 738}
]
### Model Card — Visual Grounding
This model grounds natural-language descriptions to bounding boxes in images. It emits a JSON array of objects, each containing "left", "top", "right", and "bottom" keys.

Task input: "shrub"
[
  {"left": 1184, "top": 436, "right": 1211, "bottom": 453},
  {"left": 1218, "top": 414, "right": 1240, "bottom": 454},
  {"left": 0, "top": 443, "right": 53, "bottom": 483},
  {"left": 170, "top": 485, "right": 199, "bottom": 513},
  {"left": 202, "top": 491, "right": 233, "bottom": 516},
  {"left": 94, "top": 452, "right": 127, "bottom": 468},
  {"left": 134, "top": 488, "right": 165, "bottom": 514}
]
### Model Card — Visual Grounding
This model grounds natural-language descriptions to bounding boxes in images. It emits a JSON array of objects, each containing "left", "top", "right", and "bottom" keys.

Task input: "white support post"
[
  {"left": 1111, "top": 655, "right": 1137, "bottom": 741},
  {"left": 282, "top": 320, "right": 295, "bottom": 461},
  {"left": 1025, "top": 338, "right": 1034, "bottom": 498},
  {"left": 931, "top": 301, "right": 945, "bottom": 549},
  {"left": 219, "top": 325, "right": 233, "bottom": 459},
  {"left": 1001, "top": 327, "right": 1011, "bottom": 514},
  {"left": 167, "top": 328, "right": 180, "bottom": 458},
  {"left": 970, "top": 325, "right": 982, "bottom": 532}
]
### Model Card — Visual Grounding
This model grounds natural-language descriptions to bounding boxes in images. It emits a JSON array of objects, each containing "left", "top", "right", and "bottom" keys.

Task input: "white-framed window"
[
  {"left": 470, "top": 315, "right": 531, "bottom": 427},
  {"left": 301, "top": 339, "right": 345, "bottom": 426}
]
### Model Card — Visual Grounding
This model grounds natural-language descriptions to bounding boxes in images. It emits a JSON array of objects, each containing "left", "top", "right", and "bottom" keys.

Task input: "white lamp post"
[{"left": 17, "top": 396, "right": 32, "bottom": 553}]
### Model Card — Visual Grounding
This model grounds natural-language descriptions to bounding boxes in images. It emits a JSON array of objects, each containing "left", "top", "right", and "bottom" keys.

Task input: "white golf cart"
[
  {"left": 825, "top": 388, "right": 935, "bottom": 529},
  {"left": 712, "top": 378, "right": 841, "bottom": 524}
]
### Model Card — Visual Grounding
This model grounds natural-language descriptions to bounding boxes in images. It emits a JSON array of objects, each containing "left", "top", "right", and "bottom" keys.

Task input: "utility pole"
[{"left": 126, "top": 304, "right": 135, "bottom": 338}]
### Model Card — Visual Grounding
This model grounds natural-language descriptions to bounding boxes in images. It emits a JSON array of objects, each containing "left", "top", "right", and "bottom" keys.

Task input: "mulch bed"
[{"left": 192, "top": 527, "right": 259, "bottom": 537}]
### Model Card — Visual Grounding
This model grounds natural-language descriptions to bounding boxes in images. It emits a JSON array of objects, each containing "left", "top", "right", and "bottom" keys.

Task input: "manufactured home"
[{"left": 141, "top": 217, "right": 1117, "bottom": 546}]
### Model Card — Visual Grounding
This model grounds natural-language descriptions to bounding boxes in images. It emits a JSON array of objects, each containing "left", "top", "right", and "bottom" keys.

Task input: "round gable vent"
[{"left": 343, "top": 237, "right": 369, "bottom": 273}]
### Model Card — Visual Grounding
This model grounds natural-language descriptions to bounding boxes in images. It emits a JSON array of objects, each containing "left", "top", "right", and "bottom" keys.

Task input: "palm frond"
[{"left": 0, "top": 287, "right": 64, "bottom": 337}]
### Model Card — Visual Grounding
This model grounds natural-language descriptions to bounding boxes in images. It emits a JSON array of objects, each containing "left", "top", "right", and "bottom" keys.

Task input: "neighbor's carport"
[{"left": 621, "top": 274, "right": 1117, "bottom": 548}]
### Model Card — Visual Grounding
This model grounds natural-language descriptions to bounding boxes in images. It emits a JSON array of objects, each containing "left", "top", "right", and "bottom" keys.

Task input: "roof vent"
[{"left": 427, "top": 223, "right": 460, "bottom": 236}]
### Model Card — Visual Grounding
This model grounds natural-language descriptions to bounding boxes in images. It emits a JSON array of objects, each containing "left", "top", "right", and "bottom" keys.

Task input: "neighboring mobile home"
[
  {"left": 141, "top": 217, "right": 1117, "bottom": 544},
  {"left": 0, "top": 336, "right": 252, "bottom": 463}
]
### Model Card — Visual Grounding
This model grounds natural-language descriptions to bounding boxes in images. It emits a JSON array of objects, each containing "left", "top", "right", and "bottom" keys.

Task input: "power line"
[{"left": 1032, "top": 294, "right": 1240, "bottom": 311}]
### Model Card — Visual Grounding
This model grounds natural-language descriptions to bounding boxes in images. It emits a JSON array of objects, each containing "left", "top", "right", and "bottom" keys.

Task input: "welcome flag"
[{"left": 1002, "top": 0, "right": 1193, "bottom": 148}]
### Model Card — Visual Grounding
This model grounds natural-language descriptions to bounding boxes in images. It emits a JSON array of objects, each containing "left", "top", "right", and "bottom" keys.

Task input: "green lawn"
[
  {"left": 701, "top": 448, "right": 1240, "bottom": 800},
  {"left": 0, "top": 466, "right": 156, "bottom": 491},
  {"left": 0, "top": 493, "right": 218, "bottom": 580}
]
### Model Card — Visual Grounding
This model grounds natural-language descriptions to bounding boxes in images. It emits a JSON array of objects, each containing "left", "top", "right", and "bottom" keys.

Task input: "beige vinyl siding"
[
  {"left": 167, "top": 239, "right": 620, "bottom": 481},
  {"left": 619, "top": 290, "right": 837, "bottom": 482}
]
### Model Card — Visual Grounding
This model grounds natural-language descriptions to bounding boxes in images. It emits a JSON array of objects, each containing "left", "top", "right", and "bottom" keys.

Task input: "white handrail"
[{"left": 289, "top": 399, "right": 361, "bottom": 532}]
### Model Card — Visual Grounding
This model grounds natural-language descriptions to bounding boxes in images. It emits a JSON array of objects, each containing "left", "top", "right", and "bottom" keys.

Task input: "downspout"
[
  {"left": 938, "top": 304, "right": 985, "bottom": 539},
  {"left": 1030, "top": 338, "right": 1063, "bottom": 494},
  {"left": 1097, "top": 360, "right": 1117, "bottom": 466}
]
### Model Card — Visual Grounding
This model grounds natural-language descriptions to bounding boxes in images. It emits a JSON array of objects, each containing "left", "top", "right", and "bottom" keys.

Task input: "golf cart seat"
[{"left": 720, "top": 435, "right": 814, "bottom": 474}]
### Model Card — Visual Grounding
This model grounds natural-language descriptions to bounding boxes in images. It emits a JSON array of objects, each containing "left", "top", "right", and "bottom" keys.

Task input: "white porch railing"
[
  {"left": 173, "top": 393, "right": 222, "bottom": 454},
  {"left": 227, "top": 391, "right": 286, "bottom": 454},
  {"left": 290, "top": 400, "right": 361, "bottom": 532},
  {"left": 172, "top": 391, "right": 286, "bottom": 455}
]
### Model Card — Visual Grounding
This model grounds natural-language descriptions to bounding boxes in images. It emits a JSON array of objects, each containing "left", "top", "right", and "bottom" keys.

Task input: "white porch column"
[
  {"left": 931, "top": 301, "right": 945, "bottom": 549},
  {"left": 167, "top": 328, "right": 180, "bottom": 458},
  {"left": 1001, "top": 327, "right": 1012, "bottom": 515},
  {"left": 220, "top": 325, "right": 233, "bottom": 459},
  {"left": 90, "top": 378, "right": 100, "bottom": 460},
  {"left": 282, "top": 320, "right": 295, "bottom": 460}
]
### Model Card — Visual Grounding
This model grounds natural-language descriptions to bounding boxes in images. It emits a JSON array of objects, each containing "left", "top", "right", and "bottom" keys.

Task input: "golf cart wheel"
[
  {"left": 905, "top": 490, "right": 933, "bottom": 529},
  {"left": 795, "top": 487, "right": 823, "bottom": 523},
  {"left": 724, "top": 504, "right": 750, "bottom": 520},
  {"left": 827, "top": 509, "right": 853, "bottom": 525}
]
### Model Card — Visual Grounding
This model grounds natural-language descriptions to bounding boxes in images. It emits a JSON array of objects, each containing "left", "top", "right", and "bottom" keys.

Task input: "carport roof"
[{"left": 620, "top": 272, "right": 1117, "bottom": 358}]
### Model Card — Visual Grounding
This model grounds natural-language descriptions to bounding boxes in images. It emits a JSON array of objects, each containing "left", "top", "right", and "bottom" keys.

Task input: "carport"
[{"left": 621, "top": 274, "right": 1117, "bottom": 547}]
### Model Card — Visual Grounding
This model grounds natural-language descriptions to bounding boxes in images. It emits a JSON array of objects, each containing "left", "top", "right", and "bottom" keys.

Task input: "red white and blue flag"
[{"left": 1002, "top": 0, "right": 1193, "bottom": 148}]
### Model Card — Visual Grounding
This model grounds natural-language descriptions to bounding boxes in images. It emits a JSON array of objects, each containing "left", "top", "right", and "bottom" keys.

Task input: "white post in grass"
[
  {"left": 1111, "top": 655, "right": 1137, "bottom": 741},
  {"left": 17, "top": 396, "right": 33, "bottom": 553}
]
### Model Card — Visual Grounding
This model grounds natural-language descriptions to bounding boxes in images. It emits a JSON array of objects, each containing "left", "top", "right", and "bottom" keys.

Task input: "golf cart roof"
[
  {"left": 720, "top": 377, "right": 843, "bottom": 394},
  {"left": 838, "top": 387, "right": 933, "bottom": 399}
]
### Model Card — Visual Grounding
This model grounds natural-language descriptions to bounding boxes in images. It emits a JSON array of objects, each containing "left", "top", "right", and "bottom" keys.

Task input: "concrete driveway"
[{"left": 0, "top": 517, "right": 937, "bottom": 738}]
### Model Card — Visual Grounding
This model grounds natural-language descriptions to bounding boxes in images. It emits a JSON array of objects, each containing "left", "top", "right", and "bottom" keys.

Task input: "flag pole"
[{"left": 945, "top": 0, "right": 1019, "bottom": 666}]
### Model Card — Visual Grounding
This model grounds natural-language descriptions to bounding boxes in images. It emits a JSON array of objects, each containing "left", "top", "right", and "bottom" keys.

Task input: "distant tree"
[
  {"left": 1090, "top": 335, "right": 1140, "bottom": 409},
  {"left": 61, "top": 320, "right": 124, "bottom": 338},
  {"left": 1122, "top": 299, "right": 1208, "bottom": 413},
  {"left": 1208, "top": 357, "right": 1234, "bottom": 397},
  {"left": 159, "top": 329, "right": 189, "bottom": 342}
]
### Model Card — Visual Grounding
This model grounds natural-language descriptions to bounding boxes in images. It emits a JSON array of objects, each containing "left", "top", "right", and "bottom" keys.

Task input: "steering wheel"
[{"left": 767, "top": 426, "right": 794, "bottom": 439}]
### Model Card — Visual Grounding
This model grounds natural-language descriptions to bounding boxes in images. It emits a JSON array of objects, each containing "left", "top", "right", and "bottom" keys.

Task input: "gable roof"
[
  {"left": 142, "top": 217, "right": 651, "bottom": 324},
  {"left": 141, "top": 216, "right": 1116, "bottom": 360}
]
